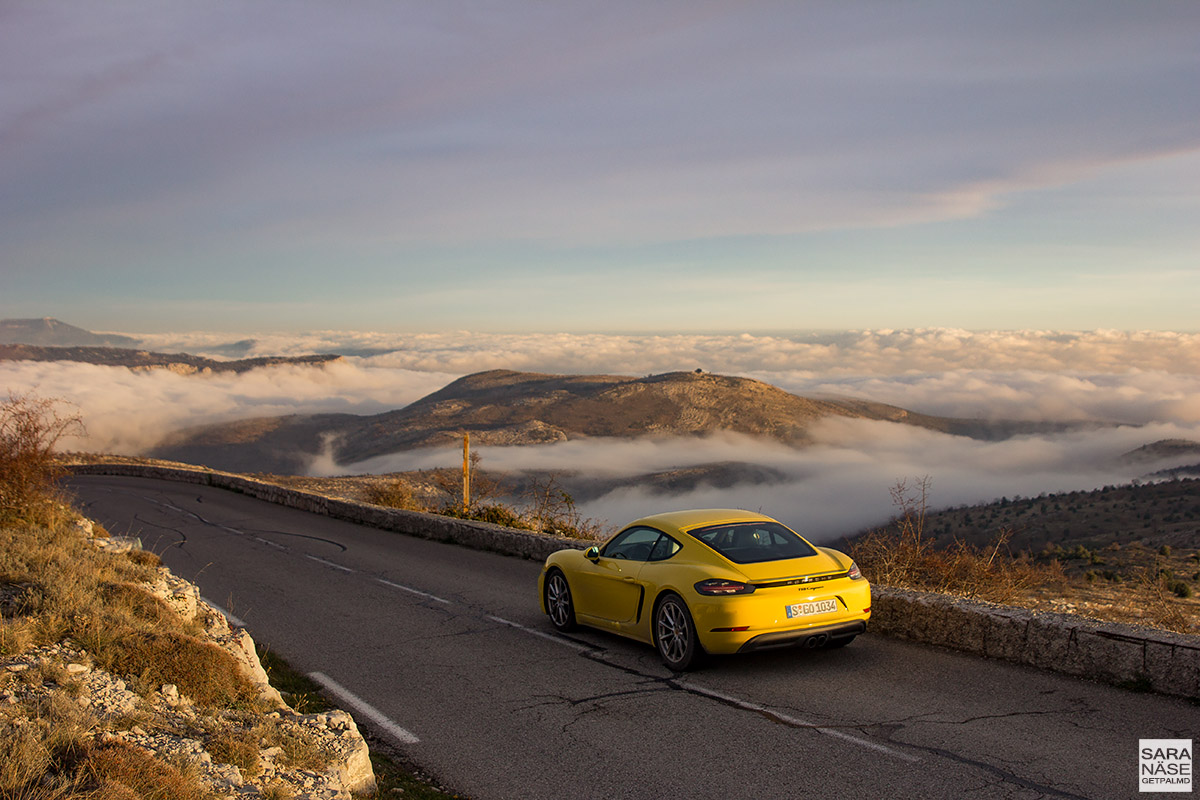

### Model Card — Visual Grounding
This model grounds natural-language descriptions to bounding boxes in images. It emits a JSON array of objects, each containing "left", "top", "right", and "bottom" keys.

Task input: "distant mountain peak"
[{"left": 0, "top": 317, "right": 139, "bottom": 347}]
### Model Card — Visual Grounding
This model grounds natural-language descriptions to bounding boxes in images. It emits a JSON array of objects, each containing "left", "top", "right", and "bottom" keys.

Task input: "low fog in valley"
[{"left": 8, "top": 328, "right": 1200, "bottom": 540}]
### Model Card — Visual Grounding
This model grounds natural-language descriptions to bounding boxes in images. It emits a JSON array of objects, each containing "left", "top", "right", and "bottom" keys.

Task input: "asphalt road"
[{"left": 68, "top": 475, "right": 1198, "bottom": 799}]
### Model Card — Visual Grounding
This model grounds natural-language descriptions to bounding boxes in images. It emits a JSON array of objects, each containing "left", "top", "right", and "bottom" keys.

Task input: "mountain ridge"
[
  {"left": 0, "top": 344, "right": 341, "bottom": 374},
  {"left": 150, "top": 368, "right": 1085, "bottom": 474}
]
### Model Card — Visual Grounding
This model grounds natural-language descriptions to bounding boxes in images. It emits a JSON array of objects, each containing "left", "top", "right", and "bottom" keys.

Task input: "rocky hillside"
[
  {"left": 151, "top": 368, "right": 1073, "bottom": 474},
  {"left": 1, "top": 517, "right": 375, "bottom": 799},
  {"left": 0, "top": 344, "right": 341, "bottom": 374}
]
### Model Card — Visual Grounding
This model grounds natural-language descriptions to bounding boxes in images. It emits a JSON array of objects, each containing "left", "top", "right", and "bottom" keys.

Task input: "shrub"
[
  {"left": 439, "top": 502, "right": 531, "bottom": 530},
  {"left": 75, "top": 740, "right": 213, "bottom": 800},
  {"left": 846, "top": 477, "right": 1064, "bottom": 603},
  {"left": 520, "top": 473, "right": 607, "bottom": 540},
  {"left": 109, "top": 631, "right": 260, "bottom": 710},
  {"left": 1139, "top": 568, "right": 1194, "bottom": 632},
  {"left": 364, "top": 479, "right": 427, "bottom": 512},
  {"left": 0, "top": 392, "right": 84, "bottom": 527}
]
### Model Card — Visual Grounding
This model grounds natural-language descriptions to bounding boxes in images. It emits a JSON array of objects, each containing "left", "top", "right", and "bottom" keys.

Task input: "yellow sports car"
[{"left": 539, "top": 509, "right": 871, "bottom": 670}]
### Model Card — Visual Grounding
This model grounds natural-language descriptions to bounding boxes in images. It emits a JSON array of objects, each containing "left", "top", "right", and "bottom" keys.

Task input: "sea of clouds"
[{"left": 8, "top": 328, "right": 1200, "bottom": 539}]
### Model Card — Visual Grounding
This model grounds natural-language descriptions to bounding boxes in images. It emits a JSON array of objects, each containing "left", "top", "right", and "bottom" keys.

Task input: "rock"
[{"left": 221, "top": 627, "right": 286, "bottom": 709}]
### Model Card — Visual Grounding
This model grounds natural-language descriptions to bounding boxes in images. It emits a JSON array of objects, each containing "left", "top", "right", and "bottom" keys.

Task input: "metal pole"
[{"left": 462, "top": 432, "right": 470, "bottom": 514}]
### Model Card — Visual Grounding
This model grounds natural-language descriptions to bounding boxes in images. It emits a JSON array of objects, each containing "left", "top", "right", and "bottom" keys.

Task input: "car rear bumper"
[{"left": 735, "top": 620, "right": 867, "bottom": 653}]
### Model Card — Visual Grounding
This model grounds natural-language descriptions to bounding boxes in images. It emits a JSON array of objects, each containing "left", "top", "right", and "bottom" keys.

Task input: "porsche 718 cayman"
[{"left": 538, "top": 509, "right": 871, "bottom": 670}]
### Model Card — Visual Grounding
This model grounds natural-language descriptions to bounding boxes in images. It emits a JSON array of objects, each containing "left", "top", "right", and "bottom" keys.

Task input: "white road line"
[
  {"left": 201, "top": 598, "right": 248, "bottom": 629},
  {"left": 308, "top": 672, "right": 419, "bottom": 745},
  {"left": 678, "top": 681, "right": 920, "bottom": 763},
  {"left": 486, "top": 615, "right": 594, "bottom": 652},
  {"left": 305, "top": 554, "right": 355, "bottom": 573},
  {"left": 492, "top": 618, "right": 916, "bottom": 761},
  {"left": 376, "top": 578, "right": 451, "bottom": 604},
  {"left": 254, "top": 536, "right": 288, "bottom": 551}
]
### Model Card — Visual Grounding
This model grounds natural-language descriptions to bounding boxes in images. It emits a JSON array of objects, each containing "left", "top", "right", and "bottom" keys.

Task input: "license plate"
[{"left": 785, "top": 598, "right": 838, "bottom": 619}]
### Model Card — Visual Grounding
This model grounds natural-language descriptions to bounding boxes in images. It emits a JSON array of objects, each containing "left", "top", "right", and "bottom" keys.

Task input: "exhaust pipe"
[{"left": 806, "top": 634, "right": 829, "bottom": 649}]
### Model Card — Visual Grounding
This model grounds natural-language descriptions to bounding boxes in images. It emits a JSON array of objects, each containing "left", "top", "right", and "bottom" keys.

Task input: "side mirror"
[{"left": 585, "top": 546, "right": 600, "bottom": 562}]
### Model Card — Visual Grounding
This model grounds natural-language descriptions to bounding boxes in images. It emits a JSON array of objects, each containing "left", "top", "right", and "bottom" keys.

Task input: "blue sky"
[{"left": 2, "top": 1, "right": 1198, "bottom": 333}]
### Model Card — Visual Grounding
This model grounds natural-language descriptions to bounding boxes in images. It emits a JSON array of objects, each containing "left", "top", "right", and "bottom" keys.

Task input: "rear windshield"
[{"left": 689, "top": 521, "right": 818, "bottom": 564}]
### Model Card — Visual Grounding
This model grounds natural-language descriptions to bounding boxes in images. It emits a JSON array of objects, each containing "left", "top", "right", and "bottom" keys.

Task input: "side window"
[
  {"left": 648, "top": 534, "right": 681, "bottom": 562},
  {"left": 601, "top": 526, "right": 663, "bottom": 562}
]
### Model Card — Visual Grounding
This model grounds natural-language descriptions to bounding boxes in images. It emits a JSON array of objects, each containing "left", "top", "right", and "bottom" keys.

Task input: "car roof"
[{"left": 625, "top": 508, "right": 778, "bottom": 534}]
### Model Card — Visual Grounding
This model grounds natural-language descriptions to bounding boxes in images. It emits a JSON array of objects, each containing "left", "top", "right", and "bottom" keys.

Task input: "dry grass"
[
  {"left": 107, "top": 631, "right": 259, "bottom": 709},
  {"left": 849, "top": 523, "right": 1062, "bottom": 604},
  {"left": 260, "top": 782, "right": 295, "bottom": 800},
  {"left": 75, "top": 741, "right": 214, "bottom": 800},
  {"left": 0, "top": 511, "right": 259, "bottom": 797},
  {"left": 205, "top": 725, "right": 262, "bottom": 779},
  {"left": 846, "top": 477, "right": 1199, "bottom": 634},
  {"left": 362, "top": 480, "right": 428, "bottom": 512},
  {"left": 846, "top": 477, "right": 1059, "bottom": 604},
  {"left": 200, "top": 713, "right": 332, "bottom": 779},
  {"left": 1, "top": 519, "right": 262, "bottom": 710},
  {"left": 0, "top": 693, "right": 213, "bottom": 800}
]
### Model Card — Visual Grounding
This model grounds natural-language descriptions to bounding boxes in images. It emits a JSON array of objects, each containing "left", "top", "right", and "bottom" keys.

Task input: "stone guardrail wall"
[
  {"left": 67, "top": 462, "right": 576, "bottom": 561},
  {"left": 68, "top": 463, "right": 1200, "bottom": 700},
  {"left": 870, "top": 587, "right": 1199, "bottom": 701}
]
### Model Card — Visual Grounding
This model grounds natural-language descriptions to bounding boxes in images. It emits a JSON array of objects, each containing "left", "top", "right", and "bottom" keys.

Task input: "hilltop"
[
  {"left": 150, "top": 368, "right": 1074, "bottom": 474},
  {"left": 0, "top": 317, "right": 139, "bottom": 347}
]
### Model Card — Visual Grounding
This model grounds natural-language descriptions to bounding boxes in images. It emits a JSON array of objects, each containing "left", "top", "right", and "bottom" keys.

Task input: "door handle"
[{"left": 623, "top": 576, "right": 635, "bottom": 582}]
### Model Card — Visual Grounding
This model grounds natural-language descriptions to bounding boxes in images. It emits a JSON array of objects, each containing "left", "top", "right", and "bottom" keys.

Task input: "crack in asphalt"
[
  {"left": 130, "top": 513, "right": 188, "bottom": 546},
  {"left": 94, "top": 485, "right": 349, "bottom": 552},
  {"left": 239, "top": 525, "right": 348, "bottom": 551},
  {"left": 520, "top": 638, "right": 922, "bottom": 761},
  {"left": 563, "top": 685, "right": 672, "bottom": 708},
  {"left": 523, "top": 634, "right": 1112, "bottom": 795},
  {"left": 885, "top": 740, "right": 1094, "bottom": 799},
  {"left": 929, "top": 707, "right": 1088, "bottom": 726}
]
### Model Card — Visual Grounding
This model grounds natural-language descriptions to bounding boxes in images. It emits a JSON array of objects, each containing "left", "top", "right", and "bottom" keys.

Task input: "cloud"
[
  {"left": 137, "top": 328, "right": 1200, "bottom": 377},
  {"left": 3, "top": 1, "right": 1198, "bottom": 251},
  {"left": 770, "top": 370, "right": 1200, "bottom": 425},
  {"left": 0, "top": 359, "right": 454, "bottom": 454},
  {"left": 338, "top": 420, "right": 1200, "bottom": 542}
]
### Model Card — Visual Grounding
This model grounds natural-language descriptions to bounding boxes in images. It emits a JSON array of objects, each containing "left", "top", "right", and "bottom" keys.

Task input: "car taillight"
[
  {"left": 695, "top": 579, "right": 755, "bottom": 595},
  {"left": 848, "top": 561, "right": 864, "bottom": 580}
]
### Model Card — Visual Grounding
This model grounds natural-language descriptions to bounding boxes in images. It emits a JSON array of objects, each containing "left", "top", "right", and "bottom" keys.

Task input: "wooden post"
[{"left": 462, "top": 432, "right": 470, "bottom": 514}]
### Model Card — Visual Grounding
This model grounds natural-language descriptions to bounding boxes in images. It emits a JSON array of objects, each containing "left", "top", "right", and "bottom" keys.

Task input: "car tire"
[
  {"left": 544, "top": 570, "right": 577, "bottom": 632},
  {"left": 654, "top": 593, "right": 703, "bottom": 671}
]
